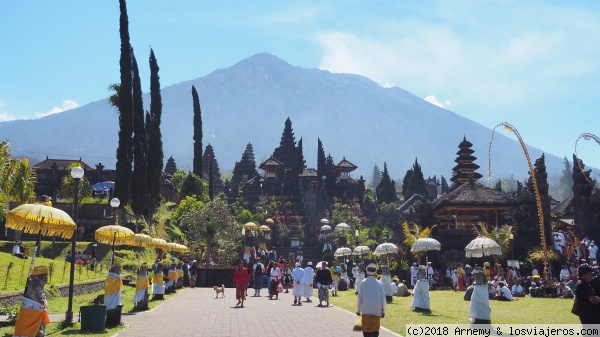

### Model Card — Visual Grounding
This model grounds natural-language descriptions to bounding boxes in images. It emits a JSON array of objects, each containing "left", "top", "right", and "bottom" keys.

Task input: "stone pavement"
[{"left": 112, "top": 287, "right": 402, "bottom": 337}]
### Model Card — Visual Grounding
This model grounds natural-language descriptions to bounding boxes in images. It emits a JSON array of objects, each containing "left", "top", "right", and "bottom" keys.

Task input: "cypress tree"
[
  {"left": 440, "top": 176, "right": 449, "bottom": 194},
  {"left": 114, "top": 0, "right": 134, "bottom": 204},
  {"left": 371, "top": 165, "right": 381, "bottom": 189},
  {"left": 192, "top": 85, "right": 203, "bottom": 177},
  {"left": 208, "top": 159, "right": 214, "bottom": 201},
  {"left": 146, "top": 48, "right": 164, "bottom": 215},
  {"left": 404, "top": 158, "right": 429, "bottom": 200},
  {"left": 376, "top": 162, "right": 398, "bottom": 203},
  {"left": 401, "top": 168, "right": 413, "bottom": 200},
  {"left": 130, "top": 50, "right": 147, "bottom": 216},
  {"left": 317, "top": 138, "right": 327, "bottom": 182}
]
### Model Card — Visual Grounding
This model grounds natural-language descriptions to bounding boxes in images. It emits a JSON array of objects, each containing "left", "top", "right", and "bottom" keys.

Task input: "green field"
[{"left": 330, "top": 289, "right": 580, "bottom": 336}]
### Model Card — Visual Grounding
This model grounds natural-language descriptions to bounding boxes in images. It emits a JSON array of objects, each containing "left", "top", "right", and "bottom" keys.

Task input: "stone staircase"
[{"left": 274, "top": 245, "right": 321, "bottom": 266}]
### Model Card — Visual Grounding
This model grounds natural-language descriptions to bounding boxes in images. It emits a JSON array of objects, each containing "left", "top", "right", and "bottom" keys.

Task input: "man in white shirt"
[
  {"left": 391, "top": 279, "right": 398, "bottom": 296},
  {"left": 357, "top": 263, "right": 386, "bottom": 337},
  {"left": 589, "top": 241, "right": 598, "bottom": 264},
  {"left": 12, "top": 241, "right": 27, "bottom": 259},
  {"left": 410, "top": 263, "right": 418, "bottom": 287},
  {"left": 426, "top": 262, "right": 434, "bottom": 279},
  {"left": 495, "top": 282, "right": 512, "bottom": 301},
  {"left": 292, "top": 262, "right": 304, "bottom": 305},
  {"left": 302, "top": 261, "right": 314, "bottom": 303},
  {"left": 511, "top": 281, "right": 524, "bottom": 297}
]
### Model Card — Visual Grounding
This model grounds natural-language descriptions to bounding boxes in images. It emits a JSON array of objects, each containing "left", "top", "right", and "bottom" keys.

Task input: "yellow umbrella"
[
  {"left": 151, "top": 238, "right": 168, "bottom": 249},
  {"left": 259, "top": 225, "right": 271, "bottom": 231},
  {"left": 95, "top": 225, "right": 134, "bottom": 266},
  {"left": 177, "top": 244, "right": 189, "bottom": 253},
  {"left": 265, "top": 218, "right": 274, "bottom": 224},
  {"left": 125, "top": 233, "right": 153, "bottom": 248},
  {"left": 167, "top": 243, "right": 188, "bottom": 253},
  {"left": 6, "top": 203, "right": 76, "bottom": 275},
  {"left": 243, "top": 222, "right": 258, "bottom": 230}
]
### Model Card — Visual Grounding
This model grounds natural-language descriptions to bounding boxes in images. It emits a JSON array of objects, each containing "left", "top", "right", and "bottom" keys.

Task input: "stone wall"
[{"left": 0, "top": 279, "right": 105, "bottom": 307}]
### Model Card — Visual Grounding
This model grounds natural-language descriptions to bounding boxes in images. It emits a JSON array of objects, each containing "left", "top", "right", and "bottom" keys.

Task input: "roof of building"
[
  {"left": 398, "top": 194, "right": 426, "bottom": 214},
  {"left": 299, "top": 168, "right": 318, "bottom": 178},
  {"left": 334, "top": 157, "right": 357, "bottom": 171},
  {"left": 551, "top": 195, "right": 574, "bottom": 215},
  {"left": 33, "top": 157, "right": 94, "bottom": 171},
  {"left": 259, "top": 156, "right": 285, "bottom": 169},
  {"left": 432, "top": 182, "right": 518, "bottom": 210}
]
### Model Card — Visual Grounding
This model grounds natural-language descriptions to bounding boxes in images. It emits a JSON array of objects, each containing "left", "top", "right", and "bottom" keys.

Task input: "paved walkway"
[{"left": 112, "top": 287, "right": 402, "bottom": 337}]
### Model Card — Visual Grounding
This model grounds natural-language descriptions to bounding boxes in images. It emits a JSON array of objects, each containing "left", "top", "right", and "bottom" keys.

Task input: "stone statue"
[
  {"left": 411, "top": 265, "right": 431, "bottom": 312},
  {"left": 14, "top": 266, "right": 49, "bottom": 337},
  {"left": 152, "top": 261, "right": 165, "bottom": 299},
  {"left": 134, "top": 262, "right": 149, "bottom": 307},
  {"left": 468, "top": 268, "right": 491, "bottom": 324},
  {"left": 105, "top": 263, "right": 123, "bottom": 310}
]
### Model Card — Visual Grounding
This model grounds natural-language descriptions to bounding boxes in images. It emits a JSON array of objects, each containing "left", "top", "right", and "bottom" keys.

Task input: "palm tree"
[
  {"left": 472, "top": 223, "right": 515, "bottom": 262},
  {"left": 12, "top": 158, "right": 37, "bottom": 205},
  {"left": 369, "top": 223, "right": 393, "bottom": 245},
  {"left": 402, "top": 221, "right": 436, "bottom": 263}
]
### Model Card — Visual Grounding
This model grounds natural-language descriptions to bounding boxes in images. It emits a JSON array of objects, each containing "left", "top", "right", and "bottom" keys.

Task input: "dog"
[{"left": 213, "top": 284, "right": 225, "bottom": 298}]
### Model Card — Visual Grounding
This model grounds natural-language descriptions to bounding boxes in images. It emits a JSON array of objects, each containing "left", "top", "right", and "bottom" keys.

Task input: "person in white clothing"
[
  {"left": 410, "top": 263, "right": 418, "bottom": 287},
  {"left": 302, "top": 261, "right": 314, "bottom": 302},
  {"left": 495, "top": 282, "right": 512, "bottom": 301},
  {"left": 291, "top": 262, "right": 304, "bottom": 305},
  {"left": 357, "top": 263, "right": 386, "bottom": 337},
  {"left": 589, "top": 241, "right": 598, "bottom": 264}
]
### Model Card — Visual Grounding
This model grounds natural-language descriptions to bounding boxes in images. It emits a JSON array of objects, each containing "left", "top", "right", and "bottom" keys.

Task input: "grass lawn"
[
  {"left": 0, "top": 277, "right": 182, "bottom": 337},
  {"left": 329, "top": 289, "right": 580, "bottom": 336}
]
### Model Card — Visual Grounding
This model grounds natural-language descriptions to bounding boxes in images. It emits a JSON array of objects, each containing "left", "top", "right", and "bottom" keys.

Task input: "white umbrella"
[
  {"left": 334, "top": 247, "right": 352, "bottom": 257},
  {"left": 320, "top": 224, "right": 332, "bottom": 231},
  {"left": 352, "top": 245, "right": 371, "bottom": 256},
  {"left": 335, "top": 222, "right": 351, "bottom": 231},
  {"left": 465, "top": 236, "right": 502, "bottom": 258},
  {"left": 411, "top": 238, "right": 441, "bottom": 253},
  {"left": 374, "top": 242, "right": 398, "bottom": 256},
  {"left": 320, "top": 218, "right": 330, "bottom": 224},
  {"left": 412, "top": 238, "right": 441, "bottom": 273}
]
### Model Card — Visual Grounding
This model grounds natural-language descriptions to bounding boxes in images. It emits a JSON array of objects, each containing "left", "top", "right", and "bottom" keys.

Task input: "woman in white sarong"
[
  {"left": 380, "top": 262, "right": 393, "bottom": 301},
  {"left": 355, "top": 262, "right": 366, "bottom": 294},
  {"left": 410, "top": 265, "right": 430, "bottom": 312}
]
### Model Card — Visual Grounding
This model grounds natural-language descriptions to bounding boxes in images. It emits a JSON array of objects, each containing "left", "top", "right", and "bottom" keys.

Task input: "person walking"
[
  {"left": 357, "top": 263, "right": 386, "bottom": 337},
  {"left": 282, "top": 261, "right": 293, "bottom": 293},
  {"left": 252, "top": 257, "right": 264, "bottom": 297},
  {"left": 302, "top": 261, "right": 315, "bottom": 302},
  {"left": 315, "top": 261, "right": 333, "bottom": 307},
  {"left": 233, "top": 259, "right": 249, "bottom": 308},
  {"left": 269, "top": 262, "right": 281, "bottom": 300},
  {"left": 292, "top": 262, "right": 304, "bottom": 305},
  {"left": 331, "top": 261, "right": 342, "bottom": 296}
]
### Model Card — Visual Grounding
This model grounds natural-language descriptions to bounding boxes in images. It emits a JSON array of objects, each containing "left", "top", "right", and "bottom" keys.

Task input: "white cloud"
[
  {"left": 314, "top": 2, "right": 600, "bottom": 122},
  {"left": 35, "top": 100, "right": 79, "bottom": 118},
  {"left": 0, "top": 100, "right": 16, "bottom": 122},
  {"left": 424, "top": 95, "right": 452, "bottom": 109}
]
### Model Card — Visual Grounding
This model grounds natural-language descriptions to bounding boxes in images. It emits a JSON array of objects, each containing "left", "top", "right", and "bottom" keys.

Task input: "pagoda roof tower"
[{"left": 450, "top": 136, "right": 483, "bottom": 186}]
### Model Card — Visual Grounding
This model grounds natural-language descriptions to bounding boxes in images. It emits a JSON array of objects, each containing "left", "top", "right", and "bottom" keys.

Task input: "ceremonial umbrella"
[
  {"left": 335, "top": 222, "right": 351, "bottom": 231},
  {"left": 352, "top": 245, "right": 371, "bottom": 256},
  {"left": 374, "top": 242, "right": 399, "bottom": 256},
  {"left": 125, "top": 233, "right": 154, "bottom": 248},
  {"left": 6, "top": 203, "right": 76, "bottom": 275},
  {"left": 465, "top": 236, "right": 502, "bottom": 258},
  {"left": 95, "top": 225, "right": 134, "bottom": 266},
  {"left": 334, "top": 247, "right": 352, "bottom": 257},
  {"left": 151, "top": 238, "right": 168, "bottom": 250},
  {"left": 176, "top": 244, "right": 189, "bottom": 253},
  {"left": 167, "top": 242, "right": 188, "bottom": 253},
  {"left": 412, "top": 238, "right": 442, "bottom": 272},
  {"left": 243, "top": 222, "right": 258, "bottom": 230},
  {"left": 320, "top": 224, "right": 332, "bottom": 231},
  {"left": 259, "top": 225, "right": 271, "bottom": 231},
  {"left": 265, "top": 218, "right": 274, "bottom": 224},
  {"left": 320, "top": 218, "right": 330, "bottom": 224}
]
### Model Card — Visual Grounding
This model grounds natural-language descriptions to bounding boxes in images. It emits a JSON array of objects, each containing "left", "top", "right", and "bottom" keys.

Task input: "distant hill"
[{"left": 0, "top": 53, "right": 567, "bottom": 182}]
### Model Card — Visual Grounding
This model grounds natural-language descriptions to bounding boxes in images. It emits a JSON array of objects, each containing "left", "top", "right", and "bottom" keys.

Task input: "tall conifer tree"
[
  {"left": 114, "top": 0, "right": 134, "bottom": 204},
  {"left": 146, "top": 48, "right": 164, "bottom": 215},
  {"left": 376, "top": 162, "right": 398, "bottom": 203},
  {"left": 317, "top": 138, "right": 327, "bottom": 182},
  {"left": 192, "top": 85, "right": 203, "bottom": 177},
  {"left": 208, "top": 159, "right": 214, "bottom": 201},
  {"left": 130, "top": 50, "right": 147, "bottom": 216}
]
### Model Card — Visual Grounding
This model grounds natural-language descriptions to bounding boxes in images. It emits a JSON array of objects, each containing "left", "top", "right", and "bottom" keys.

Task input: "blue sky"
[{"left": 1, "top": 1, "right": 600, "bottom": 169}]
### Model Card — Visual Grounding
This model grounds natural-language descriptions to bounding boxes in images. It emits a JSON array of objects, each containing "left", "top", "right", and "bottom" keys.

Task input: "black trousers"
[{"left": 363, "top": 332, "right": 379, "bottom": 337}]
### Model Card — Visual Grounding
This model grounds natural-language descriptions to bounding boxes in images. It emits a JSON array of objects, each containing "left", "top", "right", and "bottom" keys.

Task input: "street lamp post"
[
  {"left": 110, "top": 198, "right": 120, "bottom": 225},
  {"left": 66, "top": 165, "right": 84, "bottom": 324}
]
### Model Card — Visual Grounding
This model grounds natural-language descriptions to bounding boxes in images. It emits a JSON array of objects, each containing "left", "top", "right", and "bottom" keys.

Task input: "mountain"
[{"left": 0, "top": 53, "right": 566, "bottom": 183}]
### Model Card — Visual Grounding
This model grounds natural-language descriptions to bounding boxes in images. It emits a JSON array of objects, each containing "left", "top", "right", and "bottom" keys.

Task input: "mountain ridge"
[{"left": 1, "top": 52, "right": 565, "bottom": 182}]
